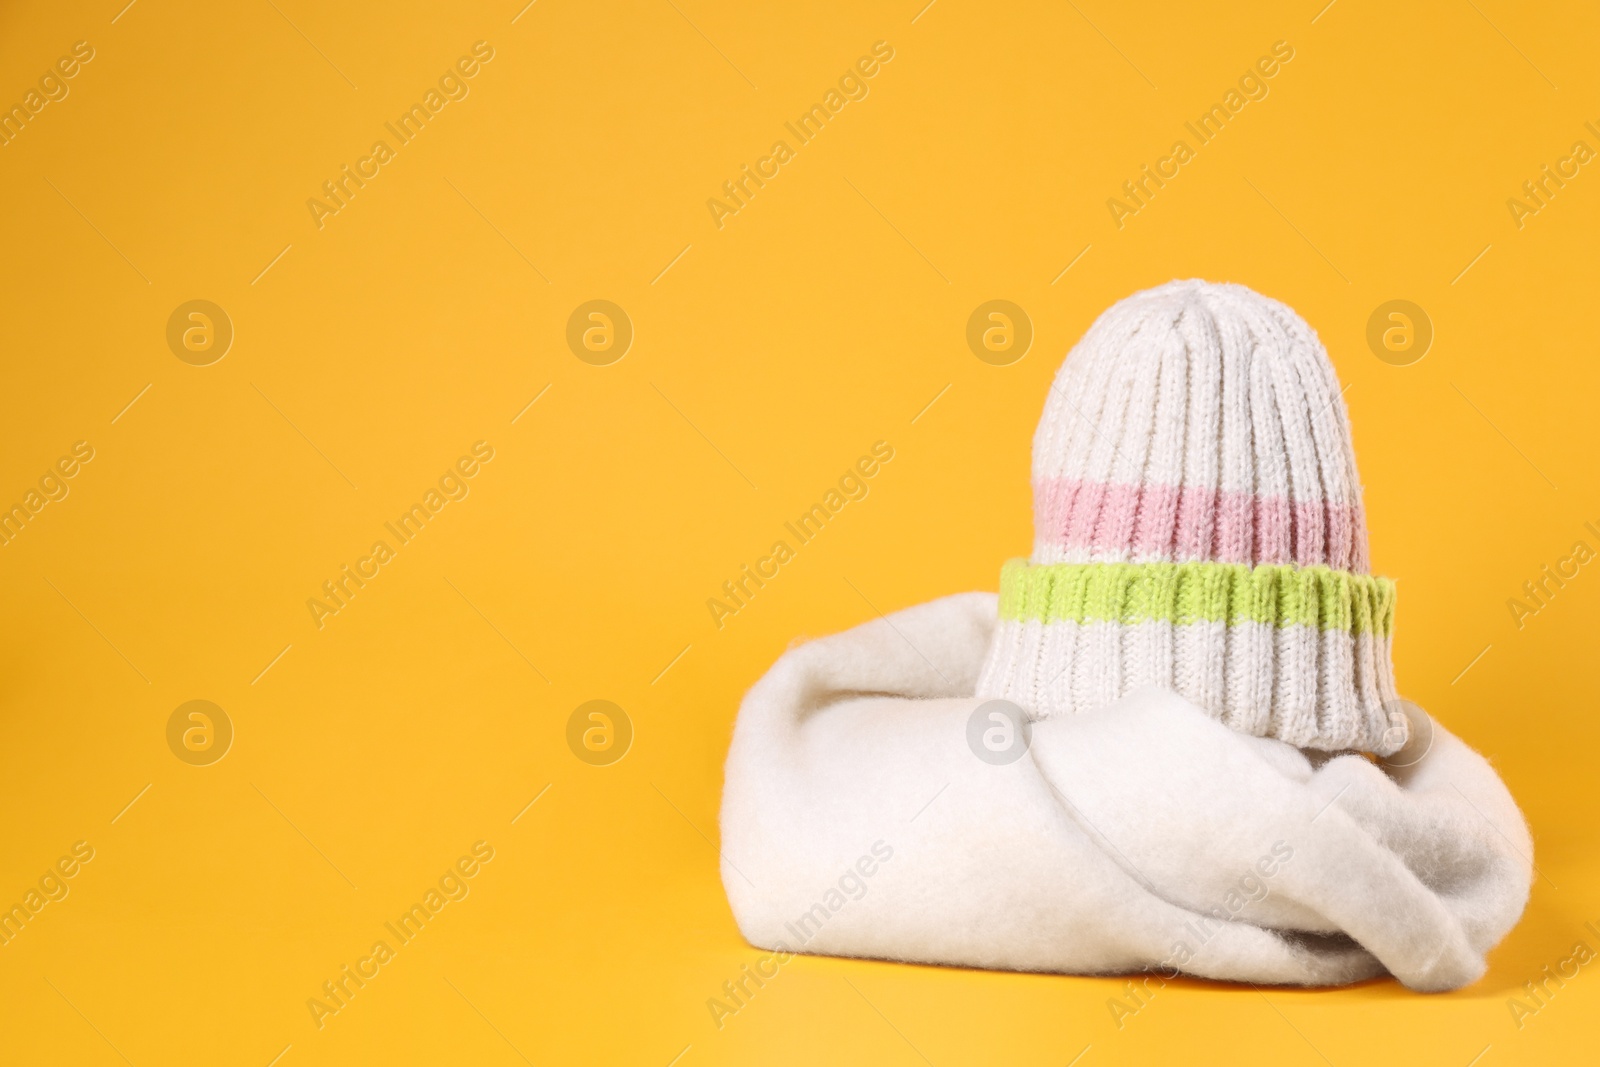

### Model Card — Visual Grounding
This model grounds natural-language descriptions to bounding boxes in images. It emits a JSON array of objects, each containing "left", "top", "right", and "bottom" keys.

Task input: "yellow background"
[{"left": 2, "top": 0, "right": 1597, "bottom": 1063}]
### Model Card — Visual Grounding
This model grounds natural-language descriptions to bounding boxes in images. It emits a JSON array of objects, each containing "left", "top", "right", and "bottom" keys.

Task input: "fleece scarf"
[{"left": 719, "top": 592, "right": 1531, "bottom": 989}]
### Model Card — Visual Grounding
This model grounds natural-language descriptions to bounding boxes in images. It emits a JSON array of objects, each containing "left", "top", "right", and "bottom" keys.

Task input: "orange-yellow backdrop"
[{"left": 1, "top": 0, "right": 1597, "bottom": 1063}]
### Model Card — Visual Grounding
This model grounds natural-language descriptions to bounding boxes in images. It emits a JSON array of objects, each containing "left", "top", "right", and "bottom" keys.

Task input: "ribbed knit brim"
[{"left": 974, "top": 281, "right": 1406, "bottom": 754}]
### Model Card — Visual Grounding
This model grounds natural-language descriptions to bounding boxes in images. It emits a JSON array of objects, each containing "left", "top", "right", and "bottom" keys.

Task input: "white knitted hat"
[{"left": 975, "top": 280, "right": 1406, "bottom": 754}]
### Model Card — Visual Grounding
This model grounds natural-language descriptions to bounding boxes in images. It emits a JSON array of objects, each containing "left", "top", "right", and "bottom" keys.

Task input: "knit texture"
[{"left": 975, "top": 280, "right": 1406, "bottom": 754}]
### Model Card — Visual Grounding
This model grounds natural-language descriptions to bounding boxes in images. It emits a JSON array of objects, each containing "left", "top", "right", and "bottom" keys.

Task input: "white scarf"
[{"left": 719, "top": 592, "right": 1531, "bottom": 990}]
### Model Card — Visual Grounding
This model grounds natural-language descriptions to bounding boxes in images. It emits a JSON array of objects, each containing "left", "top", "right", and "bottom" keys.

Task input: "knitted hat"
[{"left": 975, "top": 280, "right": 1406, "bottom": 754}]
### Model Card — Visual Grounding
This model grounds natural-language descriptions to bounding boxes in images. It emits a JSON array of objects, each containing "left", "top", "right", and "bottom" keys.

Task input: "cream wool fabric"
[
  {"left": 976, "top": 280, "right": 1403, "bottom": 754},
  {"left": 719, "top": 281, "right": 1533, "bottom": 988},
  {"left": 720, "top": 593, "right": 1532, "bottom": 989}
]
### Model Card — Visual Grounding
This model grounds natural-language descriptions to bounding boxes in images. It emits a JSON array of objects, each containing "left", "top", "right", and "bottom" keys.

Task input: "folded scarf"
[{"left": 719, "top": 592, "right": 1532, "bottom": 990}]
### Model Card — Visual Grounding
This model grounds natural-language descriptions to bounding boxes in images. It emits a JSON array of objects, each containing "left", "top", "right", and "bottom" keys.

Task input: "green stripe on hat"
[{"left": 997, "top": 558, "right": 1396, "bottom": 637}]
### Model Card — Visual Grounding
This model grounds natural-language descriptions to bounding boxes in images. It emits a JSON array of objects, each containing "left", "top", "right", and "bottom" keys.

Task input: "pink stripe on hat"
[{"left": 1034, "top": 478, "right": 1369, "bottom": 570}]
